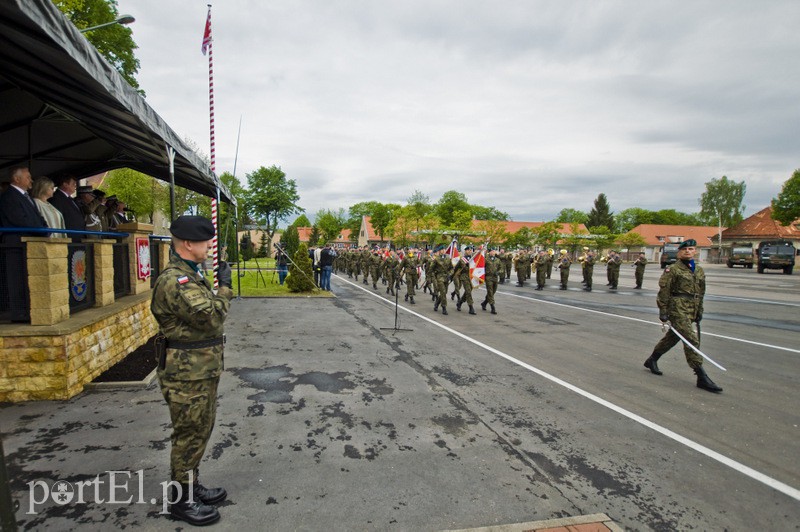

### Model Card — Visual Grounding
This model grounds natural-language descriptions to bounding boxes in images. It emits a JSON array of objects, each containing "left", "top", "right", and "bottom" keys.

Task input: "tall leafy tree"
[
  {"left": 103, "top": 168, "right": 164, "bottom": 222},
  {"left": 555, "top": 208, "right": 588, "bottom": 224},
  {"left": 286, "top": 243, "right": 316, "bottom": 292},
  {"left": 218, "top": 171, "right": 248, "bottom": 262},
  {"left": 615, "top": 208, "right": 654, "bottom": 232},
  {"left": 246, "top": 165, "right": 302, "bottom": 257},
  {"left": 471, "top": 205, "right": 509, "bottom": 221},
  {"left": 771, "top": 169, "right": 800, "bottom": 226},
  {"left": 315, "top": 208, "right": 347, "bottom": 244},
  {"left": 532, "top": 221, "right": 562, "bottom": 249},
  {"left": 435, "top": 191, "right": 471, "bottom": 227},
  {"left": 652, "top": 209, "right": 703, "bottom": 226},
  {"left": 54, "top": 0, "right": 143, "bottom": 92},
  {"left": 370, "top": 203, "right": 393, "bottom": 241},
  {"left": 698, "top": 175, "right": 746, "bottom": 227},
  {"left": 308, "top": 225, "right": 320, "bottom": 247},
  {"left": 586, "top": 193, "right": 615, "bottom": 231},
  {"left": 280, "top": 225, "right": 300, "bottom": 259},
  {"left": 291, "top": 214, "right": 312, "bottom": 228}
]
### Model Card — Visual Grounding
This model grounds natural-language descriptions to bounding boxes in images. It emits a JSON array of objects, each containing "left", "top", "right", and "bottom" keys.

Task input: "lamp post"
[{"left": 79, "top": 14, "right": 135, "bottom": 33}]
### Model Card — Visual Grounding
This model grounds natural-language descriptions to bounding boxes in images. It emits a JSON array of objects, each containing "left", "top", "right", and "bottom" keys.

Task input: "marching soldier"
[
  {"left": 481, "top": 248, "right": 500, "bottom": 314},
  {"left": 431, "top": 245, "right": 453, "bottom": 315},
  {"left": 501, "top": 248, "right": 513, "bottom": 283},
  {"left": 453, "top": 246, "right": 476, "bottom": 314},
  {"left": 422, "top": 249, "right": 435, "bottom": 297},
  {"left": 633, "top": 252, "right": 647, "bottom": 289},
  {"left": 607, "top": 250, "right": 622, "bottom": 289},
  {"left": 546, "top": 248, "right": 554, "bottom": 279},
  {"left": 643, "top": 239, "right": 722, "bottom": 393},
  {"left": 579, "top": 246, "right": 589, "bottom": 285},
  {"left": 583, "top": 249, "right": 596, "bottom": 291},
  {"left": 400, "top": 247, "right": 421, "bottom": 304},
  {"left": 151, "top": 216, "right": 233, "bottom": 526},
  {"left": 534, "top": 250, "right": 548, "bottom": 290},
  {"left": 514, "top": 249, "right": 529, "bottom": 287},
  {"left": 360, "top": 246, "right": 371, "bottom": 285},
  {"left": 557, "top": 249, "right": 571, "bottom": 290},
  {"left": 382, "top": 250, "right": 401, "bottom": 295},
  {"left": 369, "top": 247, "right": 382, "bottom": 289}
]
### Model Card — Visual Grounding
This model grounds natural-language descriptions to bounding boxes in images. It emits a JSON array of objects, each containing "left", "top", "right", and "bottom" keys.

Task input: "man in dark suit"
[
  {"left": 48, "top": 175, "right": 85, "bottom": 231},
  {"left": 0, "top": 166, "right": 48, "bottom": 321}
]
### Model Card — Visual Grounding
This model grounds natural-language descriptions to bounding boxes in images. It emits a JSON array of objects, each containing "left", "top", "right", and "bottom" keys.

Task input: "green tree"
[
  {"left": 291, "top": 214, "right": 312, "bottom": 228},
  {"left": 54, "top": 0, "right": 143, "bottom": 92},
  {"left": 370, "top": 203, "right": 393, "bottom": 241},
  {"left": 471, "top": 205, "right": 509, "bottom": 221},
  {"left": 280, "top": 225, "right": 300, "bottom": 259},
  {"left": 344, "top": 201, "right": 383, "bottom": 241},
  {"left": 435, "top": 191, "right": 471, "bottom": 227},
  {"left": 286, "top": 243, "right": 316, "bottom": 292},
  {"left": 772, "top": 169, "right": 800, "bottom": 226},
  {"left": 590, "top": 226, "right": 617, "bottom": 251},
  {"left": 652, "top": 209, "right": 703, "bottom": 226},
  {"left": 616, "top": 231, "right": 648, "bottom": 250},
  {"left": 316, "top": 208, "right": 346, "bottom": 243},
  {"left": 586, "top": 193, "right": 615, "bottom": 231},
  {"left": 246, "top": 165, "right": 303, "bottom": 257},
  {"left": 615, "top": 208, "right": 655, "bottom": 232},
  {"left": 258, "top": 232, "right": 268, "bottom": 257},
  {"left": 555, "top": 208, "right": 588, "bottom": 224},
  {"left": 103, "top": 168, "right": 164, "bottom": 222},
  {"left": 218, "top": 172, "right": 248, "bottom": 262},
  {"left": 308, "top": 225, "right": 320, "bottom": 247},
  {"left": 239, "top": 233, "right": 253, "bottom": 261},
  {"left": 505, "top": 227, "right": 533, "bottom": 249},
  {"left": 698, "top": 175, "right": 746, "bottom": 227},
  {"left": 532, "top": 221, "right": 562, "bottom": 249}
]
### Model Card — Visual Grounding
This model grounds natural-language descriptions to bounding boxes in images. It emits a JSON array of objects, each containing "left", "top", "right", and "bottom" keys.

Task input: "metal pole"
[{"left": 167, "top": 144, "right": 176, "bottom": 221}]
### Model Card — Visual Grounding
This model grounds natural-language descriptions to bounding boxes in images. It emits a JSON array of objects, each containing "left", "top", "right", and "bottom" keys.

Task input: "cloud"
[{"left": 125, "top": 0, "right": 800, "bottom": 223}]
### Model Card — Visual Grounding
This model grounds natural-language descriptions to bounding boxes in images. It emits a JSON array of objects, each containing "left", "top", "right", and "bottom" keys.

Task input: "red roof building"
[{"left": 627, "top": 224, "right": 722, "bottom": 263}]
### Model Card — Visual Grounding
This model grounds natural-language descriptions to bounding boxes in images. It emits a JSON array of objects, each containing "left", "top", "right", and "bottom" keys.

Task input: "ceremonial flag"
[
  {"left": 445, "top": 238, "right": 460, "bottom": 265},
  {"left": 470, "top": 247, "right": 486, "bottom": 287},
  {"left": 201, "top": 7, "right": 212, "bottom": 55}
]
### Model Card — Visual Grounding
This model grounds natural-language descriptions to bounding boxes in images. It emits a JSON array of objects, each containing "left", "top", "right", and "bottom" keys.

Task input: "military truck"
[
  {"left": 727, "top": 243, "right": 754, "bottom": 268},
  {"left": 660, "top": 242, "right": 680, "bottom": 269},
  {"left": 756, "top": 240, "right": 795, "bottom": 274}
]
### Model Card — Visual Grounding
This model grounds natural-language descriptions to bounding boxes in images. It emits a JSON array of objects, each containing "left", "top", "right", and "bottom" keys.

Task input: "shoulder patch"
[{"left": 177, "top": 276, "right": 190, "bottom": 284}]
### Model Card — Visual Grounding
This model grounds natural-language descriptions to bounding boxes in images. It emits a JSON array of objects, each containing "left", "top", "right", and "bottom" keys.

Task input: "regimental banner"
[{"left": 136, "top": 237, "right": 151, "bottom": 281}]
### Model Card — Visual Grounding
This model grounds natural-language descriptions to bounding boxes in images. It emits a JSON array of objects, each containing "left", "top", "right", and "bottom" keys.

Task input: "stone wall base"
[{"left": 0, "top": 293, "right": 157, "bottom": 402}]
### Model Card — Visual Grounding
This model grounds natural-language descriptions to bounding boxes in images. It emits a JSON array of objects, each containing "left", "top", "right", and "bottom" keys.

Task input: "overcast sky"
[{"left": 121, "top": 0, "right": 799, "bottom": 222}]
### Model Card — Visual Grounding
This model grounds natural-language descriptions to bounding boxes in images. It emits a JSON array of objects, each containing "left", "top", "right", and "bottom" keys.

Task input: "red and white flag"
[
  {"left": 445, "top": 239, "right": 460, "bottom": 265},
  {"left": 470, "top": 247, "right": 486, "bottom": 287},
  {"left": 201, "top": 6, "right": 212, "bottom": 55}
]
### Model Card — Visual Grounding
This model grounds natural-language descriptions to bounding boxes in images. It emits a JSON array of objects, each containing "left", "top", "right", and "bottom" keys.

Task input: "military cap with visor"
[{"left": 170, "top": 215, "right": 216, "bottom": 241}]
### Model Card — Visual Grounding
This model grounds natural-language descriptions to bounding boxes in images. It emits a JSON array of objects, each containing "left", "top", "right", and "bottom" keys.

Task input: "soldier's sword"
[{"left": 668, "top": 323, "right": 727, "bottom": 371}]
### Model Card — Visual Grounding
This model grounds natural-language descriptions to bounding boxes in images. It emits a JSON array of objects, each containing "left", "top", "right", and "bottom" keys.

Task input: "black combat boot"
[
  {"left": 451, "top": 290, "right": 457, "bottom": 301},
  {"left": 410, "top": 297, "right": 415, "bottom": 305},
  {"left": 560, "top": 285, "right": 567, "bottom": 290},
  {"left": 583, "top": 286, "right": 592, "bottom": 292},
  {"left": 363, "top": 279, "right": 368, "bottom": 285},
  {"left": 442, "top": 307, "right": 448, "bottom": 315},
  {"left": 404, "top": 294, "right": 408, "bottom": 301},
  {"left": 456, "top": 301, "right": 462, "bottom": 311},
  {"left": 373, "top": 283, "right": 377, "bottom": 289},
  {"left": 468, "top": 305, "right": 476, "bottom": 315},
  {"left": 490, "top": 305, "right": 497, "bottom": 315},
  {"left": 481, "top": 301, "right": 487, "bottom": 311},
  {"left": 386, "top": 286, "right": 390, "bottom": 294},
  {"left": 194, "top": 481, "right": 227, "bottom": 505},
  {"left": 694, "top": 366, "right": 723, "bottom": 393},
  {"left": 168, "top": 484, "right": 220, "bottom": 526},
  {"left": 643, "top": 354, "right": 663, "bottom": 375},
  {"left": 433, "top": 298, "right": 440, "bottom": 312}
]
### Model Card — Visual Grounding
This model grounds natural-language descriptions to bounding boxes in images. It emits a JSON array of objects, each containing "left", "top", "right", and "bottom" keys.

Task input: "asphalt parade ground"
[{"left": 1, "top": 264, "right": 799, "bottom": 530}]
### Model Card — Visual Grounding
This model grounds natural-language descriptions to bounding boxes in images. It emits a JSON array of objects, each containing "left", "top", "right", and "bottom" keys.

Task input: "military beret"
[
  {"left": 77, "top": 185, "right": 94, "bottom": 194},
  {"left": 435, "top": 244, "right": 445, "bottom": 252},
  {"left": 678, "top": 239, "right": 697, "bottom": 249},
  {"left": 170, "top": 215, "right": 215, "bottom": 241}
]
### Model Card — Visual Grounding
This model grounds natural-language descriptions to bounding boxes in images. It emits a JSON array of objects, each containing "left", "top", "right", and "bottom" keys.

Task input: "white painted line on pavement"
[
  {"left": 498, "top": 290, "right": 800, "bottom": 355},
  {"left": 335, "top": 274, "right": 800, "bottom": 503},
  {"left": 710, "top": 295, "right": 800, "bottom": 308}
]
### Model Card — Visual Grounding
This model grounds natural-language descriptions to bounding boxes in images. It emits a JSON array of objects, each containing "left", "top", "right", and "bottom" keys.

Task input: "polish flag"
[
  {"left": 201, "top": 6, "right": 212, "bottom": 55},
  {"left": 445, "top": 239, "right": 460, "bottom": 265},
  {"left": 470, "top": 248, "right": 486, "bottom": 287}
]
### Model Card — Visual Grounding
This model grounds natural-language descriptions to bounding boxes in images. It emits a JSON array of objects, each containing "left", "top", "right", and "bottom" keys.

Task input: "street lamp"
[{"left": 79, "top": 14, "right": 135, "bottom": 33}]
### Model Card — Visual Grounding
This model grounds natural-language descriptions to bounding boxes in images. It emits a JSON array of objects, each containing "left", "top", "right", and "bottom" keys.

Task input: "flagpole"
[{"left": 204, "top": 4, "right": 219, "bottom": 288}]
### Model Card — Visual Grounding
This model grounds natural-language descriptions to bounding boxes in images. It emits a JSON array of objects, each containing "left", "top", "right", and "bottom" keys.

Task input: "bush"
[{"left": 286, "top": 243, "right": 316, "bottom": 292}]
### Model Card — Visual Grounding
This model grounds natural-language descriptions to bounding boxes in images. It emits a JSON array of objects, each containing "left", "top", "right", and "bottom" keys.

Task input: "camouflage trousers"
[
  {"left": 158, "top": 374, "right": 220, "bottom": 484},
  {"left": 560, "top": 267, "right": 569, "bottom": 288},
  {"left": 652, "top": 316, "right": 703, "bottom": 369},
  {"left": 585, "top": 265, "right": 594, "bottom": 288},
  {"left": 483, "top": 276, "right": 497, "bottom": 305},
  {"left": 635, "top": 268, "right": 645, "bottom": 287},
  {"left": 405, "top": 272, "right": 418, "bottom": 297},
  {"left": 458, "top": 279, "right": 473, "bottom": 306},
  {"left": 434, "top": 275, "right": 449, "bottom": 309}
]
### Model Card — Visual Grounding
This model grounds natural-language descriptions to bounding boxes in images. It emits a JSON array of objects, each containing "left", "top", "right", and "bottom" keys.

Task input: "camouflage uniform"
[
  {"left": 583, "top": 252, "right": 595, "bottom": 290},
  {"left": 534, "top": 252, "right": 548, "bottom": 289},
  {"left": 152, "top": 252, "right": 233, "bottom": 485},
  {"left": 633, "top": 255, "right": 647, "bottom": 288},
  {"left": 369, "top": 251, "right": 383, "bottom": 288},
  {"left": 651, "top": 260, "right": 705, "bottom": 369},
  {"left": 431, "top": 253, "right": 453, "bottom": 313},
  {"left": 514, "top": 251, "right": 529, "bottom": 286},
  {"left": 482, "top": 252, "right": 500, "bottom": 313},
  {"left": 360, "top": 248, "right": 371, "bottom": 285},
  {"left": 607, "top": 253, "right": 622, "bottom": 289},
  {"left": 400, "top": 252, "right": 420, "bottom": 302},
  {"left": 545, "top": 252, "right": 554, "bottom": 279},
  {"left": 452, "top": 255, "right": 474, "bottom": 312},
  {"left": 501, "top": 251, "right": 512, "bottom": 283},
  {"left": 382, "top": 254, "right": 400, "bottom": 295},
  {"left": 558, "top": 253, "right": 571, "bottom": 289}
]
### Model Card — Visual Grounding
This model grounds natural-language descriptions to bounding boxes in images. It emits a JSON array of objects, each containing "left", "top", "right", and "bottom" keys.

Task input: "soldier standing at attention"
[
  {"left": 498, "top": 247, "right": 508, "bottom": 284},
  {"left": 431, "top": 245, "right": 453, "bottom": 315},
  {"left": 578, "top": 246, "right": 589, "bottom": 285},
  {"left": 151, "top": 216, "right": 233, "bottom": 526},
  {"left": 583, "top": 250, "right": 596, "bottom": 292},
  {"left": 400, "top": 247, "right": 421, "bottom": 304},
  {"left": 607, "top": 250, "right": 622, "bottom": 289},
  {"left": 534, "top": 250, "right": 548, "bottom": 290},
  {"left": 502, "top": 248, "right": 513, "bottom": 283},
  {"left": 481, "top": 248, "right": 500, "bottom": 314},
  {"left": 643, "top": 240, "right": 722, "bottom": 393},
  {"left": 454, "top": 246, "right": 476, "bottom": 314},
  {"left": 546, "top": 249, "right": 554, "bottom": 279},
  {"left": 557, "top": 249, "right": 571, "bottom": 290},
  {"left": 514, "top": 250, "right": 528, "bottom": 287},
  {"left": 633, "top": 252, "right": 647, "bottom": 289}
]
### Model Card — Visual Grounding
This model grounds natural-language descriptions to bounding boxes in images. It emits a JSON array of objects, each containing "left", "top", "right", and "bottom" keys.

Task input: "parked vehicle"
[
  {"left": 756, "top": 240, "right": 795, "bottom": 274},
  {"left": 660, "top": 242, "right": 680, "bottom": 269},
  {"left": 727, "top": 243, "right": 754, "bottom": 268}
]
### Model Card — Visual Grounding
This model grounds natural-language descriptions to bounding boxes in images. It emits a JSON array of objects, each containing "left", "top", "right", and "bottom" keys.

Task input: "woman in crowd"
[{"left": 31, "top": 176, "right": 66, "bottom": 237}]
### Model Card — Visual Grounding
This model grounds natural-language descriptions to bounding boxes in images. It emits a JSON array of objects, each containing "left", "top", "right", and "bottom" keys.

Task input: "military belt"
[
  {"left": 672, "top": 293, "right": 698, "bottom": 299},
  {"left": 167, "top": 335, "right": 226, "bottom": 350}
]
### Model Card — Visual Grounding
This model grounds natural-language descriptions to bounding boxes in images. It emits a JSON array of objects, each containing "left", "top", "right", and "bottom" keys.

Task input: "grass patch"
[{"left": 203, "top": 270, "right": 330, "bottom": 298}]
